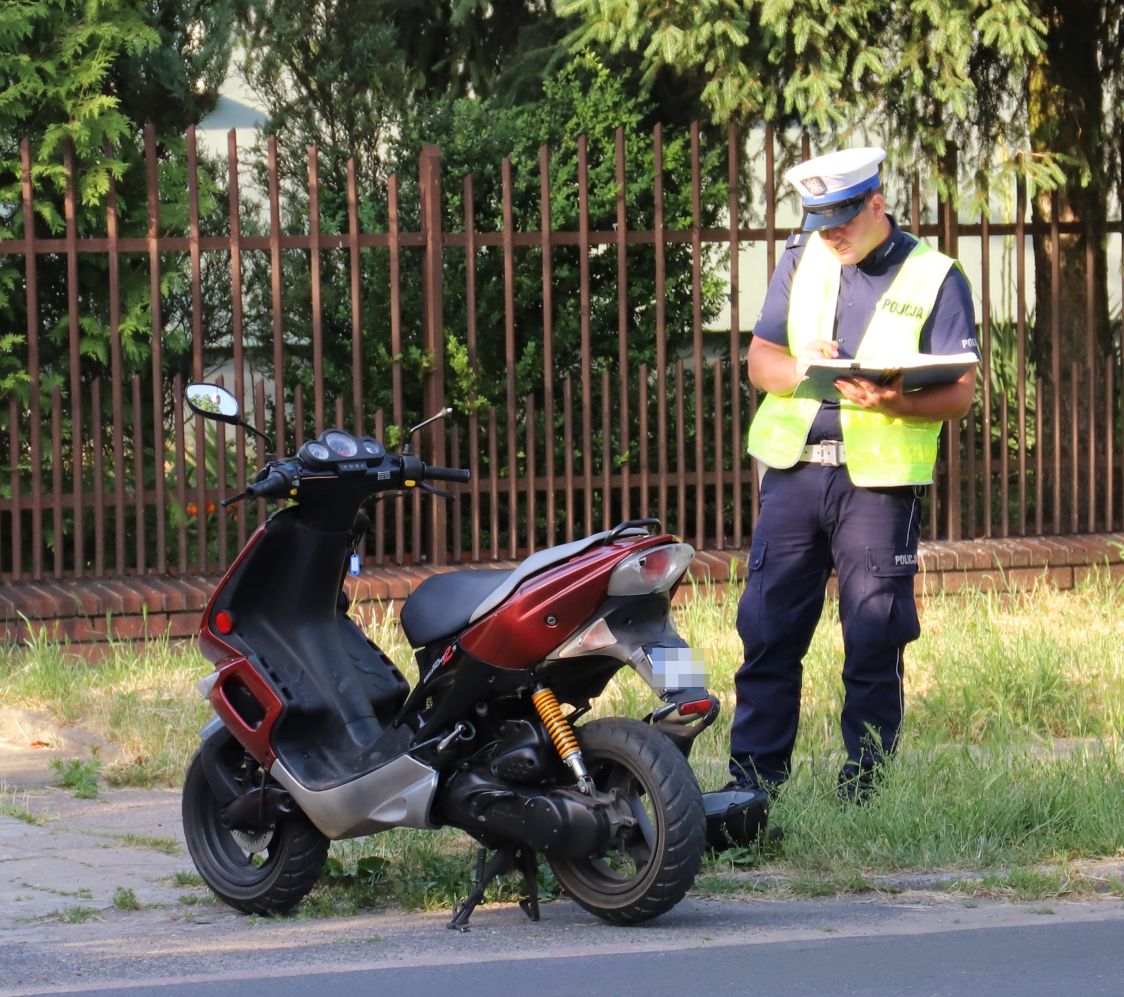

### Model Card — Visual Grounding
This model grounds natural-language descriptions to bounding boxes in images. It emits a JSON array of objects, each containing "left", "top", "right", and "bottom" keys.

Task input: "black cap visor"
[{"left": 801, "top": 193, "right": 870, "bottom": 232}]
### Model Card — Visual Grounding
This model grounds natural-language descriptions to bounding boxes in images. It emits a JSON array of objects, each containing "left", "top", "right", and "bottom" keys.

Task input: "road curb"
[{"left": 718, "top": 861, "right": 1124, "bottom": 897}]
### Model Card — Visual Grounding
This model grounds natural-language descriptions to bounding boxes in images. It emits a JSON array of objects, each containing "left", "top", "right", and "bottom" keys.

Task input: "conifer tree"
[
  {"left": 0, "top": 0, "right": 234, "bottom": 394},
  {"left": 558, "top": 0, "right": 1123, "bottom": 361}
]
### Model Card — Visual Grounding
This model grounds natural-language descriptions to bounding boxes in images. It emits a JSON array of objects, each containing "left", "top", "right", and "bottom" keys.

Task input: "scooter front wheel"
[
  {"left": 182, "top": 750, "right": 328, "bottom": 915},
  {"left": 548, "top": 717, "right": 705, "bottom": 924}
]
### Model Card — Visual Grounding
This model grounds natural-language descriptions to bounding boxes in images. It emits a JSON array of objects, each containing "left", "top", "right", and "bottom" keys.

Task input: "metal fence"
[{"left": 1, "top": 122, "right": 1122, "bottom": 582}]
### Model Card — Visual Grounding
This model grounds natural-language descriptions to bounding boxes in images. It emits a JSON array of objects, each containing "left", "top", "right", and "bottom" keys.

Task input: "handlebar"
[
  {"left": 244, "top": 463, "right": 298, "bottom": 499},
  {"left": 423, "top": 464, "right": 472, "bottom": 484},
  {"left": 396, "top": 454, "right": 471, "bottom": 486},
  {"left": 227, "top": 449, "right": 470, "bottom": 506}
]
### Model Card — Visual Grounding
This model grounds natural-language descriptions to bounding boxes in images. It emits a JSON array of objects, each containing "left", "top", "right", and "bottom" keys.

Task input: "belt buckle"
[{"left": 820, "top": 440, "right": 843, "bottom": 466}]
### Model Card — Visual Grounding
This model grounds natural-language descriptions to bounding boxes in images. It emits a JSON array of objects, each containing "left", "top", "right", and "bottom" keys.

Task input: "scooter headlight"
[{"left": 607, "top": 543, "right": 695, "bottom": 596}]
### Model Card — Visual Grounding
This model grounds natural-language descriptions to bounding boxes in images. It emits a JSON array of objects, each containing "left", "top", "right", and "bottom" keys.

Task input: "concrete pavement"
[{"left": 0, "top": 711, "right": 188, "bottom": 923}]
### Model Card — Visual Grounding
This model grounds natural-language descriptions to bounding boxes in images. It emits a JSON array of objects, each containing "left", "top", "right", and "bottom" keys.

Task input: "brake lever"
[
  {"left": 417, "top": 482, "right": 454, "bottom": 499},
  {"left": 221, "top": 465, "right": 270, "bottom": 507}
]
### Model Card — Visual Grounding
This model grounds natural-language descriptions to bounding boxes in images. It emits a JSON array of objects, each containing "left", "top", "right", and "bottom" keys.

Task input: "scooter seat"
[
  {"left": 399, "top": 569, "right": 513, "bottom": 648},
  {"left": 399, "top": 527, "right": 649, "bottom": 649}
]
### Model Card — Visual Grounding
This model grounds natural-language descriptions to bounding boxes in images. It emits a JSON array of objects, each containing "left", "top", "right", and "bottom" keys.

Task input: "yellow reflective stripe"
[
  {"left": 841, "top": 242, "right": 952, "bottom": 482},
  {"left": 785, "top": 235, "right": 839, "bottom": 353},
  {"left": 746, "top": 394, "right": 821, "bottom": 468},
  {"left": 853, "top": 241, "right": 954, "bottom": 364}
]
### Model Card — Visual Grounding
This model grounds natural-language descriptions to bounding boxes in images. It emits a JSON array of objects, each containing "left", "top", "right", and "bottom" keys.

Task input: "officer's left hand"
[{"left": 834, "top": 374, "right": 906, "bottom": 415}]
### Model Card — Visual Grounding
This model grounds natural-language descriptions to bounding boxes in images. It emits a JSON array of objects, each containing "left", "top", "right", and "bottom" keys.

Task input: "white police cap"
[{"left": 784, "top": 146, "right": 886, "bottom": 231}]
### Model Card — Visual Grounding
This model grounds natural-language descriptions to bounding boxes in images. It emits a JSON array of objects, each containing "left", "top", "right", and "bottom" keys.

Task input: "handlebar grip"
[
  {"left": 245, "top": 466, "right": 295, "bottom": 498},
  {"left": 424, "top": 464, "right": 471, "bottom": 484}
]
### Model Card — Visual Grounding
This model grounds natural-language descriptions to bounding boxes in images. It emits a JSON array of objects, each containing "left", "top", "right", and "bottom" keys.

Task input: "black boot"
[
  {"left": 837, "top": 762, "right": 878, "bottom": 805},
  {"left": 702, "top": 784, "right": 772, "bottom": 849}
]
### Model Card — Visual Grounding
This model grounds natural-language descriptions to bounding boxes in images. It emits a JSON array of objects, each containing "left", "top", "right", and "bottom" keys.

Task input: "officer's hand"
[
  {"left": 834, "top": 374, "right": 906, "bottom": 413},
  {"left": 794, "top": 339, "right": 839, "bottom": 378}
]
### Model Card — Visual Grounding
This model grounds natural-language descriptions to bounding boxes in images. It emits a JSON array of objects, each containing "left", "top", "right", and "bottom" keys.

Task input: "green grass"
[
  {"left": 676, "top": 572, "right": 1124, "bottom": 891},
  {"left": 581, "top": 571, "right": 1124, "bottom": 894},
  {"left": 112, "top": 833, "right": 181, "bottom": 856},
  {"left": 0, "top": 785, "right": 43, "bottom": 825},
  {"left": 0, "top": 628, "right": 213, "bottom": 786},
  {"left": 21, "top": 883, "right": 93, "bottom": 900},
  {"left": 1, "top": 571, "right": 1122, "bottom": 904},
  {"left": 51, "top": 758, "right": 100, "bottom": 798},
  {"left": 725, "top": 744, "right": 1124, "bottom": 874},
  {"left": 946, "top": 866, "right": 1124, "bottom": 902},
  {"left": 112, "top": 887, "right": 141, "bottom": 910},
  {"left": 0, "top": 802, "right": 41, "bottom": 824},
  {"left": 178, "top": 893, "right": 222, "bottom": 906},
  {"left": 50, "top": 906, "right": 98, "bottom": 923},
  {"left": 290, "top": 829, "right": 540, "bottom": 917},
  {"left": 165, "top": 870, "right": 205, "bottom": 888}
]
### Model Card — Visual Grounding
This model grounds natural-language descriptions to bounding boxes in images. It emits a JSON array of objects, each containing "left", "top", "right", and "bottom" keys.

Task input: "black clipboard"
[{"left": 793, "top": 352, "right": 979, "bottom": 402}]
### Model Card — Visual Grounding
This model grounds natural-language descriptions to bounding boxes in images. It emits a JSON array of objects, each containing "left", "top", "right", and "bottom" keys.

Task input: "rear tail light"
[
  {"left": 677, "top": 697, "right": 715, "bottom": 716},
  {"left": 607, "top": 543, "right": 695, "bottom": 596}
]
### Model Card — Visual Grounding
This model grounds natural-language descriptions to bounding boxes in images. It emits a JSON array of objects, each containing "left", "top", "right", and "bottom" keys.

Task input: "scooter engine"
[{"left": 434, "top": 720, "right": 625, "bottom": 858}]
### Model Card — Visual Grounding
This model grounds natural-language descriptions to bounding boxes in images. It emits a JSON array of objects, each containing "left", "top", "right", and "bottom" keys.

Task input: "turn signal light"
[{"left": 607, "top": 543, "right": 694, "bottom": 596}]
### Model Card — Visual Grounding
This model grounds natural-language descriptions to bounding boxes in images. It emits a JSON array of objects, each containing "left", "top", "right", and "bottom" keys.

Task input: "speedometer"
[{"left": 324, "top": 431, "right": 358, "bottom": 458}]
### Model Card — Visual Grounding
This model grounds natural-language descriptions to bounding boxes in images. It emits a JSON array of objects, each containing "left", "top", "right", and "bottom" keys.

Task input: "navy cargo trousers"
[{"left": 729, "top": 460, "right": 923, "bottom": 788}]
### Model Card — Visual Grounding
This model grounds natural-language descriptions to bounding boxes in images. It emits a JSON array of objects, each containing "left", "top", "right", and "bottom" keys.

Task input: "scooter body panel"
[
  {"left": 457, "top": 534, "right": 671, "bottom": 669},
  {"left": 197, "top": 505, "right": 410, "bottom": 786},
  {"left": 270, "top": 753, "right": 440, "bottom": 839}
]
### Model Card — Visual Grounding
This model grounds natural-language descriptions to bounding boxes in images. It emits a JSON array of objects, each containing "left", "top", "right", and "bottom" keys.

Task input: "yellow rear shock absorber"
[{"left": 532, "top": 685, "right": 594, "bottom": 794}]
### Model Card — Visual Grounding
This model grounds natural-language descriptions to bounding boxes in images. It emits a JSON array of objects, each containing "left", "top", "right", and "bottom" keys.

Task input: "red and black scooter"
[{"left": 181, "top": 383, "right": 721, "bottom": 928}]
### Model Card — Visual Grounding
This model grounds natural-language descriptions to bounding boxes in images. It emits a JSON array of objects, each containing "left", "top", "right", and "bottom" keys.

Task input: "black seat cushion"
[{"left": 399, "top": 569, "right": 513, "bottom": 648}]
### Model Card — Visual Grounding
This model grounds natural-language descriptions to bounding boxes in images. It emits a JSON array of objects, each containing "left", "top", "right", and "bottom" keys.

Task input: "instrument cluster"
[{"left": 298, "top": 430, "right": 386, "bottom": 469}]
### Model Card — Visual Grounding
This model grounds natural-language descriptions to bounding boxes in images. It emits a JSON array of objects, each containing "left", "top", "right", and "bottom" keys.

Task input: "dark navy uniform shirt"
[{"left": 753, "top": 217, "right": 979, "bottom": 443}]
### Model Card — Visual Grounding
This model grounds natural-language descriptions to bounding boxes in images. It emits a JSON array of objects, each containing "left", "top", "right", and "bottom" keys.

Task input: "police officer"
[{"left": 728, "top": 146, "right": 978, "bottom": 808}]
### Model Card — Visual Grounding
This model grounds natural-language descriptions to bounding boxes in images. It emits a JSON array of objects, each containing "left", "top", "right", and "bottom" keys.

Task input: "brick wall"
[{"left": 2, "top": 534, "right": 1122, "bottom": 645}]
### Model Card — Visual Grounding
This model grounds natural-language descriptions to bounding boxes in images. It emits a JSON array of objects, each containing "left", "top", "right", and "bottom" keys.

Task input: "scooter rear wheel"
[
  {"left": 548, "top": 717, "right": 705, "bottom": 924},
  {"left": 182, "top": 750, "right": 328, "bottom": 915}
]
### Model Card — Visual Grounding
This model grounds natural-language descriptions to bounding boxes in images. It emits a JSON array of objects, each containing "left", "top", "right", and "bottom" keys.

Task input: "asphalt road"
[{"left": 11, "top": 913, "right": 1124, "bottom": 997}]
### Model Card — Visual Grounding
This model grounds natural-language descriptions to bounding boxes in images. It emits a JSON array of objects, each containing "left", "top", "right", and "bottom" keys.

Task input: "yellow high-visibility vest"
[{"left": 746, "top": 233, "right": 956, "bottom": 486}]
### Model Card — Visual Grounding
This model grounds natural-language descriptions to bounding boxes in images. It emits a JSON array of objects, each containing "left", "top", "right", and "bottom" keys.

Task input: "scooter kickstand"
[
  {"left": 448, "top": 846, "right": 515, "bottom": 932},
  {"left": 516, "top": 847, "right": 540, "bottom": 922},
  {"left": 447, "top": 846, "right": 540, "bottom": 930}
]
